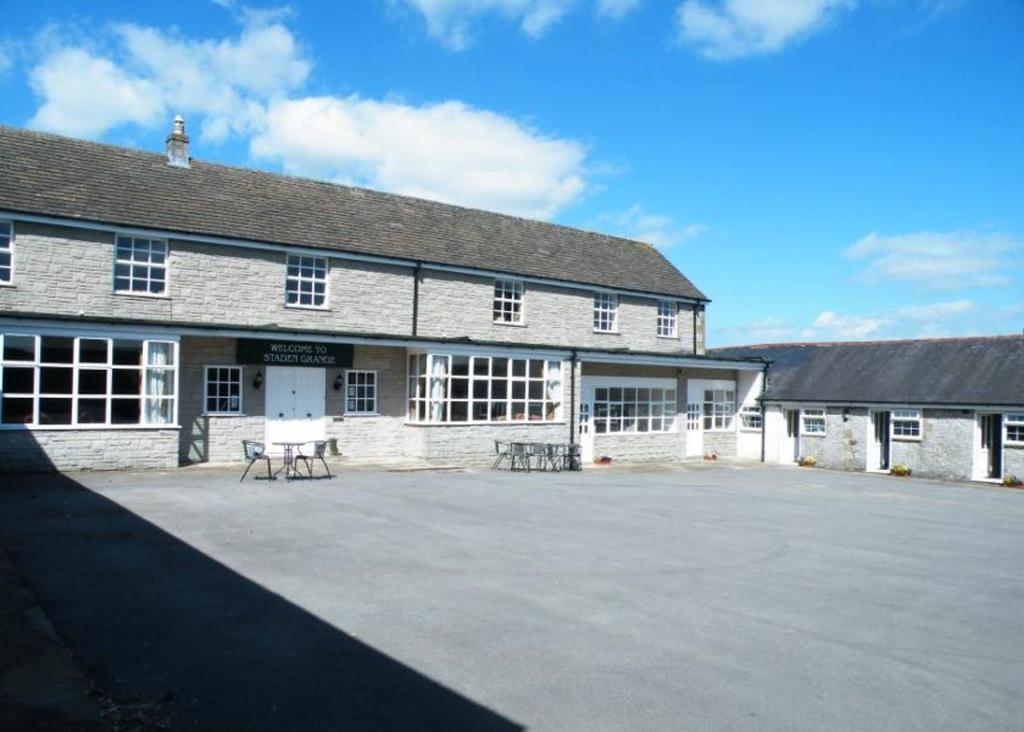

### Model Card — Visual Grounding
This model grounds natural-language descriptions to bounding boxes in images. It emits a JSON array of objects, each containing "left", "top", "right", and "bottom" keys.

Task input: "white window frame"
[
  {"left": 0, "top": 220, "right": 13, "bottom": 286},
  {"left": 406, "top": 352, "right": 564, "bottom": 424},
  {"left": 204, "top": 365, "right": 244, "bottom": 416},
  {"left": 891, "top": 408, "right": 922, "bottom": 441},
  {"left": 285, "top": 254, "right": 329, "bottom": 309},
  {"left": 594, "top": 292, "right": 618, "bottom": 333},
  {"left": 1005, "top": 413, "right": 1024, "bottom": 446},
  {"left": 589, "top": 378, "right": 678, "bottom": 435},
  {"left": 800, "top": 407, "right": 827, "bottom": 436},
  {"left": 344, "top": 369, "right": 378, "bottom": 415},
  {"left": 656, "top": 300, "right": 678, "bottom": 338},
  {"left": 0, "top": 332, "right": 178, "bottom": 429},
  {"left": 739, "top": 404, "right": 763, "bottom": 431},
  {"left": 113, "top": 235, "right": 168, "bottom": 296},
  {"left": 702, "top": 387, "right": 736, "bottom": 431},
  {"left": 492, "top": 279, "right": 525, "bottom": 325}
]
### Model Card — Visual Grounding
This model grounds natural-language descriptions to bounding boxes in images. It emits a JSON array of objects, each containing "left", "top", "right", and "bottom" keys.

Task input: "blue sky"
[{"left": 1, "top": 0, "right": 1021, "bottom": 345}]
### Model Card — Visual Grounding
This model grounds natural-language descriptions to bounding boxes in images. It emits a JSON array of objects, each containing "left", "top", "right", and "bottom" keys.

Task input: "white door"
[
  {"left": 685, "top": 381, "right": 703, "bottom": 457},
  {"left": 974, "top": 413, "right": 1004, "bottom": 480},
  {"left": 579, "top": 402, "right": 594, "bottom": 464},
  {"left": 867, "top": 411, "right": 891, "bottom": 471},
  {"left": 781, "top": 409, "right": 800, "bottom": 464},
  {"left": 265, "top": 367, "right": 326, "bottom": 453}
]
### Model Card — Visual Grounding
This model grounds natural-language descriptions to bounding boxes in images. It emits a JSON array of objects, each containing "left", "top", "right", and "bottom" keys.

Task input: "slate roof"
[
  {"left": 712, "top": 336, "right": 1024, "bottom": 407},
  {"left": 0, "top": 126, "right": 706, "bottom": 301}
]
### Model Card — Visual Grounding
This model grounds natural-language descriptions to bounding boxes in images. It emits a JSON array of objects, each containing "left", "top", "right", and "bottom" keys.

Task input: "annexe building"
[
  {"left": 0, "top": 121, "right": 765, "bottom": 472},
  {"left": 715, "top": 337, "right": 1024, "bottom": 483}
]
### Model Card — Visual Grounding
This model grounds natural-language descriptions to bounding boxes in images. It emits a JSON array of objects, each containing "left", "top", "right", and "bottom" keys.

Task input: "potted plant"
[
  {"left": 1003, "top": 474, "right": 1023, "bottom": 488},
  {"left": 798, "top": 456, "right": 816, "bottom": 467},
  {"left": 890, "top": 464, "right": 912, "bottom": 477},
  {"left": 703, "top": 451, "right": 718, "bottom": 461}
]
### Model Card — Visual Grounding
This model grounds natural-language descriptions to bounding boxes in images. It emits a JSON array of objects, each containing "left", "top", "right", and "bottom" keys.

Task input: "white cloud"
[
  {"left": 844, "top": 230, "right": 1024, "bottom": 290},
  {"left": 596, "top": 0, "right": 643, "bottom": 20},
  {"left": 27, "top": 16, "right": 309, "bottom": 141},
  {"left": 396, "top": 0, "right": 574, "bottom": 50},
  {"left": 812, "top": 310, "right": 888, "bottom": 339},
  {"left": 599, "top": 204, "right": 706, "bottom": 248},
  {"left": 676, "top": 0, "right": 856, "bottom": 60},
  {"left": 0, "top": 45, "right": 12, "bottom": 76},
  {"left": 250, "top": 96, "right": 586, "bottom": 220}
]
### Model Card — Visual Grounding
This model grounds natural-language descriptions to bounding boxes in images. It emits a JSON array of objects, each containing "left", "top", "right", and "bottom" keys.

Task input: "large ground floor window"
[
  {"left": 592, "top": 383, "right": 678, "bottom": 434},
  {"left": 0, "top": 333, "right": 177, "bottom": 427},
  {"left": 407, "top": 352, "right": 563, "bottom": 423}
]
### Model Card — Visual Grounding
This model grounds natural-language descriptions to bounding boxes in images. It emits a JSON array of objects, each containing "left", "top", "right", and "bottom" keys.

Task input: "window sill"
[
  {"left": 342, "top": 412, "right": 381, "bottom": 418},
  {"left": 493, "top": 320, "right": 527, "bottom": 327},
  {"left": 405, "top": 420, "right": 566, "bottom": 427},
  {"left": 284, "top": 303, "right": 330, "bottom": 312},
  {"left": 593, "top": 329, "right": 620, "bottom": 335},
  {"left": 0, "top": 282, "right": 15, "bottom": 288},
  {"left": 203, "top": 412, "right": 247, "bottom": 418},
  {"left": 113, "top": 290, "right": 169, "bottom": 300},
  {"left": 892, "top": 436, "right": 922, "bottom": 442},
  {"left": 0, "top": 423, "right": 181, "bottom": 431},
  {"left": 801, "top": 432, "right": 827, "bottom": 437},
  {"left": 656, "top": 334, "right": 679, "bottom": 340}
]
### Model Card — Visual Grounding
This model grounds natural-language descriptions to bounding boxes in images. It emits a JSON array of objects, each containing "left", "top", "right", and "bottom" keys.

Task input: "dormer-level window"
[
  {"left": 594, "top": 292, "right": 618, "bottom": 333},
  {"left": 285, "top": 255, "right": 328, "bottom": 308},
  {"left": 114, "top": 236, "right": 167, "bottom": 295},
  {"left": 0, "top": 221, "right": 11, "bottom": 284},
  {"left": 493, "top": 279, "right": 524, "bottom": 324},
  {"left": 657, "top": 300, "right": 677, "bottom": 338}
]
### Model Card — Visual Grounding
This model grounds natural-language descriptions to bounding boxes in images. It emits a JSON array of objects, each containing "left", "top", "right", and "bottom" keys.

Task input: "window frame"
[
  {"left": 113, "top": 235, "right": 169, "bottom": 297},
  {"left": 0, "top": 220, "right": 13, "bottom": 286},
  {"left": 593, "top": 292, "right": 619, "bottom": 334},
  {"left": 492, "top": 278, "right": 525, "bottom": 326},
  {"left": 344, "top": 369, "right": 378, "bottom": 416},
  {"left": 891, "top": 408, "right": 922, "bottom": 441},
  {"left": 800, "top": 407, "right": 827, "bottom": 436},
  {"left": 1005, "top": 413, "right": 1024, "bottom": 446},
  {"left": 702, "top": 387, "right": 736, "bottom": 432},
  {"left": 739, "top": 404, "right": 763, "bottom": 431},
  {"left": 0, "top": 332, "right": 178, "bottom": 429},
  {"left": 284, "top": 254, "right": 329, "bottom": 310},
  {"left": 590, "top": 378, "right": 678, "bottom": 435},
  {"left": 203, "top": 365, "right": 244, "bottom": 416},
  {"left": 656, "top": 300, "right": 678, "bottom": 338}
]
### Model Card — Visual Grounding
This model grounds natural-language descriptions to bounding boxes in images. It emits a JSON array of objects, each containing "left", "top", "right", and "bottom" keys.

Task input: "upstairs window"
[
  {"left": 0, "top": 221, "right": 12, "bottom": 284},
  {"left": 115, "top": 236, "right": 167, "bottom": 295},
  {"left": 703, "top": 388, "right": 735, "bottom": 431},
  {"left": 739, "top": 405, "right": 763, "bottom": 430},
  {"left": 493, "top": 279, "right": 524, "bottom": 324},
  {"left": 892, "top": 409, "right": 921, "bottom": 438},
  {"left": 594, "top": 293, "right": 618, "bottom": 333},
  {"left": 286, "top": 255, "right": 328, "bottom": 308},
  {"left": 1006, "top": 414, "right": 1024, "bottom": 445},
  {"left": 801, "top": 408, "right": 827, "bottom": 435},
  {"left": 344, "top": 370, "right": 377, "bottom": 414},
  {"left": 657, "top": 301, "right": 677, "bottom": 338}
]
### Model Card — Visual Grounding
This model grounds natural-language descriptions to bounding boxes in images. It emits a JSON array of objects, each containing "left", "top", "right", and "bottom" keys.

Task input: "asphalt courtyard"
[{"left": 1, "top": 463, "right": 1022, "bottom": 731}]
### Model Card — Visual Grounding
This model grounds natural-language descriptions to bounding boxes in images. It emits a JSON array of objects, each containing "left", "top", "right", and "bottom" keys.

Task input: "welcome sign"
[{"left": 236, "top": 339, "right": 353, "bottom": 368}]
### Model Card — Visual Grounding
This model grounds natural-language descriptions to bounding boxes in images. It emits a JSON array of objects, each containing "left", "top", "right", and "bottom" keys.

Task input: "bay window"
[
  {"left": 407, "top": 353, "right": 562, "bottom": 423},
  {"left": 0, "top": 333, "right": 177, "bottom": 427}
]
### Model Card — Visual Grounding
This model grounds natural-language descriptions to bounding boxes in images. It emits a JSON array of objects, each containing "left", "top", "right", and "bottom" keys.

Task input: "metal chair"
[
  {"left": 544, "top": 443, "right": 564, "bottom": 472},
  {"left": 240, "top": 440, "right": 274, "bottom": 482},
  {"left": 509, "top": 442, "right": 531, "bottom": 472},
  {"left": 296, "top": 440, "right": 332, "bottom": 479},
  {"left": 529, "top": 443, "right": 550, "bottom": 471},
  {"left": 492, "top": 440, "right": 512, "bottom": 470}
]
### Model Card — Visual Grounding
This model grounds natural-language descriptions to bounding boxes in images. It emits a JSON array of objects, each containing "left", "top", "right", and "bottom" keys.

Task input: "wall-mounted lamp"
[
  {"left": 252, "top": 371, "right": 263, "bottom": 390},
  {"left": 333, "top": 373, "right": 345, "bottom": 391},
  {"left": 842, "top": 408, "right": 850, "bottom": 423}
]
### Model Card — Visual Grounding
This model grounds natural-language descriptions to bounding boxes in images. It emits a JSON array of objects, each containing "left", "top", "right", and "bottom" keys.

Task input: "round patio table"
[{"left": 272, "top": 441, "right": 309, "bottom": 480}]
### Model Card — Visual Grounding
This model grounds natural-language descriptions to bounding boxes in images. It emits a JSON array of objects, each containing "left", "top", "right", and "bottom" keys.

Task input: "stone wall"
[
  {"left": 1004, "top": 445, "right": 1024, "bottom": 482},
  {"left": 0, "top": 428, "right": 179, "bottom": 472},
  {"left": 592, "top": 432, "right": 685, "bottom": 463},
  {"left": 799, "top": 408, "right": 868, "bottom": 471},
  {"left": 417, "top": 269, "right": 700, "bottom": 354},
  {"left": 890, "top": 409, "right": 975, "bottom": 482},
  {"left": 416, "top": 423, "right": 569, "bottom": 467}
]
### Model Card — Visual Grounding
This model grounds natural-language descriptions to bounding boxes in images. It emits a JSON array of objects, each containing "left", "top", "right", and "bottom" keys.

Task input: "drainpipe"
[
  {"left": 411, "top": 262, "right": 422, "bottom": 337},
  {"left": 692, "top": 306, "right": 698, "bottom": 354},
  {"left": 760, "top": 360, "right": 770, "bottom": 463},
  {"left": 569, "top": 350, "right": 578, "bottom": 445}
]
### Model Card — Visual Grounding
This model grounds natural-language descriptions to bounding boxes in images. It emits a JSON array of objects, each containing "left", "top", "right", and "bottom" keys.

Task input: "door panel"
[{"left": 264, "top": 367, "right": 326, "bottom": 452}]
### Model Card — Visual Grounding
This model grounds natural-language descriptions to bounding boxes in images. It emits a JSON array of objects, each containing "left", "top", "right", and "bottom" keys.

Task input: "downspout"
[
  {"left": 411, "top": 262, "right": 422, "bottom": 337},
  {"left": 692, "top": 306, "right": 698, "bottom": 354},
  {"left": 569, "top": 350, "right": 578, "bottom": 445},
  {"left": 760, "top": 359, "right": 770, "bottom": 463}
]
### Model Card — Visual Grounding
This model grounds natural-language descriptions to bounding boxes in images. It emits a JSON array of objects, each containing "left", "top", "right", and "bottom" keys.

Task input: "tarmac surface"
[{"left": 1, "top": 463, "right": 1022, "bottom": 731}]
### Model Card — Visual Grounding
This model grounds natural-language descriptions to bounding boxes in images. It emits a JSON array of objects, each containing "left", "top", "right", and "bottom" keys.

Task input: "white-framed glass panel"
[
  {"left": 739, "top": 404, "right": 763, "bottom": 430},
  {"left": 285, "top": 255, "right": 328, "bottom": 308},
  {"left": 702, "top": 389, "right": 735, "bottom": 431},
  {"left": 493, "top": 279, "right": 524, "bottom": 324},
  {"left": 345, "top": 370, "right": 377, "bottom": 414},
  {"left": 0, "top": 333, "right": 177, "bottom": 427},
  {"left": 801, "top": 408, "right": 827, "bottom": 435},
  {"left": 1005, "top": 414, "right": 1024, "bottom": 445},
  {"left": 592, "top": 384, "right": 677, "bottom": 434},
  {"left": 0, "top": 220, "right": 12, "bottom": 284},
  {"left": 891, "top": 408, "right": 922, "bottom": 439},
  {"left": 593, "top": 293, "right": 618, "bottom": 333},
  {"left": 205, "top": 366, "right": 243, "bottom": 415},
  {"left": 114, "top": 236, "right": 167, "bottom": 294},
  {"left": 686, "top": 403, "right": 700, "bottom": 431},
  {"left": 407, "top": 353, "right": 563, "bottom": 423},
  {"left": 657, "top": 300, "right": 677, "bottom": 338}
]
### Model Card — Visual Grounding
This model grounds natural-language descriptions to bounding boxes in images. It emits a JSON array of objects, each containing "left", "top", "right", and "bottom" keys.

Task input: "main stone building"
[{"left": 0, "top": 121, "right": 765, "bottom": 472}]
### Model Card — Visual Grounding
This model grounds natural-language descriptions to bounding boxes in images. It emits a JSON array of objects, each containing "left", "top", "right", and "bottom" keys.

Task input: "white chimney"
[{"left": 165, "top": 115, "right": 190, "bottom": 168}]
